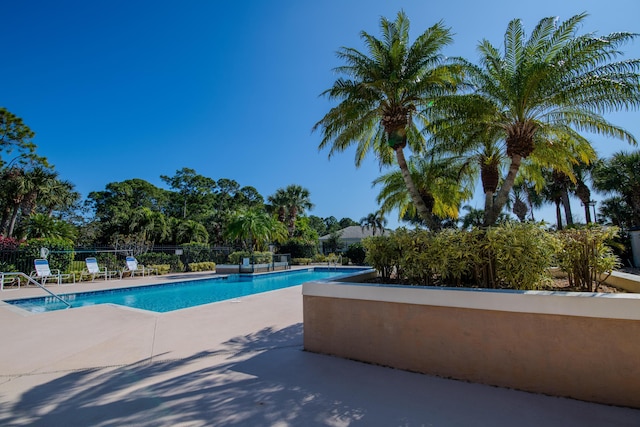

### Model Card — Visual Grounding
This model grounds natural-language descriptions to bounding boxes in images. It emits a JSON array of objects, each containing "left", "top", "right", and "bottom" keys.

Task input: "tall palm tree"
[
  {"left": 267, "top": 185, "right": 313, "bottom": 237},
  {"left": 359, "top": 211, "right": 387, "bottom": 236},
  {"left": 314, "top": 11, "right": 458, "bottom": 225},
  {"left": 431, "top": 13, "right": 640, "bottom": 226}
]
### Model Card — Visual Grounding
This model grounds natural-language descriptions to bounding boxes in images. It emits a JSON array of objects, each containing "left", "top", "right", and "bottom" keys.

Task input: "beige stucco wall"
[{"left": 303, "top": 283, "right": 640, "bottom": 408}]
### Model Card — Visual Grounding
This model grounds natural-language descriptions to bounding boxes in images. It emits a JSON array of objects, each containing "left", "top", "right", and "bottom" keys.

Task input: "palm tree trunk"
[
  {"left": 7, "top": 205, "right": 21, "bottom": 237},
  {"left": 484, "top": 191, "right": 494, "bottom": 219},
  {"left": 561, "top": 190, "right": 573, "bottom": 225},
  {"left": 582, "top": 200, "right": 592, "bottom": 223},
  {"left": 394, "top": 146, "right": 438, "bottom": 230},
  {"left": 484, "top": 155, "right": 522, "bottom": 226},
  {"left": 555, "top": 201, "right": 563, "bottom": 230}
]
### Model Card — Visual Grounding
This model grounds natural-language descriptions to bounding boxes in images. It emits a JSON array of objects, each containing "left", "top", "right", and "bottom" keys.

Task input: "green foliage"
[
  {"left": 345, "top": 243, "right": 366, "bottom": 265},
  {"left": 312, "top": 253, "right": 327, "bottom": 263},
  {"left": 182, "top": 242, "right": 213, "bottom": 263},
  {"left": 362, "top": 224, "right": 580, "bottom": 290},
  {"left": 292, "top": 258, "right": 312, "bottom": 265},
  {"left": 148, "top": 264, "right": 171, "bottom": 275},
  {"left": 187, "top": 262, "right": 216, "bottom": 272},
  {"left": 228, "top": 251, "right": 272, "bottom": 264},
  {"left": 278, "top": 239, "right": 317, "bottom": 258},
  {"left": 555, "top": 225, "right": 620, "bottom": 291},
  {"left": 136, "top": 252, "right": 184, "bottom": 273},
  {"left": 95, "top": 253, "right": 119, "bottom": 271},
  {"left": 20, "top": 237, "right": 74, "bottom": 272},
  {"left": 0, "top": 107, "right": 37, "bottom": 168},
  {"left": 362, "top": 234, "right": 402, "bottom": 281},
  {"left": 484, "top": 222, "right": 557, "bottom": 290}
]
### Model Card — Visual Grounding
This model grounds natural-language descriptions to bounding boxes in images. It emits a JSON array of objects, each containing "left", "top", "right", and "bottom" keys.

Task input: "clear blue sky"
[{"left": 2, "top": 0, "right": 639, "bottom": 228}]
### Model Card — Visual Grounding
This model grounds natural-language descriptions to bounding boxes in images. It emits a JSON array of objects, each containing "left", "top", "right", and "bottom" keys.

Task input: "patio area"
[{"left": 1, "top": 274, "right": 639, "bottom": 426}]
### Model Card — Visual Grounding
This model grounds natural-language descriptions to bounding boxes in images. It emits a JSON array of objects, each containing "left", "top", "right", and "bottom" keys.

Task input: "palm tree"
[
  {"left": 129, "top": 206, "right": 169, "bottom": 243},
  {"left": 0, "top": 167, "right": 26, "bottom": 237},
  {"left": 510, "top": 183, "right": 529, "bottom": 222},
  {"left": 314, "top": 11, "right": 458, "bottom": 225},
  {"left": 25, "top": 213, "right": 76, "bottom": 240},
  {"left": 175, "top": 219, "right": 209, "bottom": 244},
  {"left": 431, "top": 13, "right": 640, "bottom": 226},
  {"left": 359, "top": 211, "right": 387, "bottom": 236},
  {"left": 267, "top": 185, "right": 313, "bottom": 237},
  {"left": 592, "top": 150, "right": 640, "bottom": 227},
  {"left": 226, "top": 208, "right": 288, "bottom": 252},
  {"left": 373, "top": 154, "right": 474, "bottom": 229},
  {"left": 572, "top": 161, "right": 595, "bottom": 223}
]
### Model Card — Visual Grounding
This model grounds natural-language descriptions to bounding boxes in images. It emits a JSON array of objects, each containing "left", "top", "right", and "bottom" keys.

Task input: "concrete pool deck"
[{"left": 1, "top": 272, "right": 639, "bottom": 426}]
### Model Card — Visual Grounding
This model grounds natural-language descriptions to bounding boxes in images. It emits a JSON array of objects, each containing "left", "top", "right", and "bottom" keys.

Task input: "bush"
[
  {"left": 148, "top": 264, "right": 171, "bottom": 275},
  {"left": 555, "top": 225, "right": 620, "bottom": 291},
  {"left": 484, "top": 222, "right": 558, "bottom": 290},
  {"left": 182, "top": 243, "right": 213, "bottom": 263},
  {"left": 362, "top": 233, "right": 402, "bottom": 281},
  {"left": 20, "top": 237, "right": 75, "bottom": 273},
  {"left": 0, "top": 236, "right": 19, "bottom": 250},
  {"left": 292, "top": 258, "right": 312, "bottom": 265},
  {"left": 312, "top": 253, "right": 327, "bottom": 263},
  {"left": 345, "top": 243, "right": 366, "bottom": 265},
  {"left": 362, "top": 224, "right": 568, "bottom": 290},
  {"left": 228, "top": 251, "right": 272, "bottom": 264},
  {"left": 137, "top": 252, "right": 184, "bottom": 272},
  {"left": 278, "top": 239, "right": 317, "bottom": 258},
  {"left": 188, "top": 261, "right": 216, "bottom": 272}
]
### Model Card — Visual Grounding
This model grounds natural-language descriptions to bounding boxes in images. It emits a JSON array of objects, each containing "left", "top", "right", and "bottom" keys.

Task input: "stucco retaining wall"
[{"left": 303, "top": 281, "right": 640, "bottom": 408}]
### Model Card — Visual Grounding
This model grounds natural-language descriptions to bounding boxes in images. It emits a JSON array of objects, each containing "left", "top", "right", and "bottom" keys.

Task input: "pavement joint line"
[
  {"left": 0, "top": 343, "right": 303, "bottom": 379},
  {"left": 149, "top": 317, "right": 159, "bottom": 364}
]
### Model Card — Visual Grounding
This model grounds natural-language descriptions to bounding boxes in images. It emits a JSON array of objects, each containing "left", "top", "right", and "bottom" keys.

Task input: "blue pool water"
[{"left": 5, "top": 268, "right": 367, "bottom": 313}]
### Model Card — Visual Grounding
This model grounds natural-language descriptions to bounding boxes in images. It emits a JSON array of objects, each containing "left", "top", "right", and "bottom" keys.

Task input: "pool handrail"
[{"left": 1, "top": 271, "right": 71, "bottom": 308}]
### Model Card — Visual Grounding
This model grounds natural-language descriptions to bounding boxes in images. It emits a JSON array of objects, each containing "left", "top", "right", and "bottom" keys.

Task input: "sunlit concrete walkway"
[{"left": 1, "top": 274, "right": 639, "bottom": 426}]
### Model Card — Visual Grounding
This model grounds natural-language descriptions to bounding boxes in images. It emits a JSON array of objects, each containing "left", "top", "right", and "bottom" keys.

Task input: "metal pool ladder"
[{"left": 1, "top": 272, "right": 71, "bottom": 309}]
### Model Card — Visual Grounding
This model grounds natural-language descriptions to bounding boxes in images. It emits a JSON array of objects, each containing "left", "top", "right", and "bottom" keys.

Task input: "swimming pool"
[{"left": 4, "top": 267, "right": 370, "bottom": 313}]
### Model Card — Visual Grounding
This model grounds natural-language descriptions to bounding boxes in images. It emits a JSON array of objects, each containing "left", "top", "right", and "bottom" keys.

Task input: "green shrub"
[
  {"left": 188, "top": 261, "right": 216, "bottom": 272},
  {"left": 363, "top": 233, "right": 402, "bottom": 281},
  {"left": 312, "top": 253, "right": 326, "bottom": 263},
  {"left": 555, "top": 225, "right": 620, "bottom": 291},
  {"left": 292, "top": 258, "right": 312, "bottom": 265},
  {"left": 228, "top": 251, "right": 272, "bottom": 264},
  {"left": 96, "top": 253, "right": 119, "bottom": 271},
  {"left": 137, "top": 252, "right": 184, "bottom": 272},
  {"left": 345, "top": 243, "right": 366, "bottom": 265},
  {"left": 484, "top": 222, "right": 558, "bottom": 290},
  {"left": 278, "top": 239, "right": 317, "bottom": 258},
  {"left": 182, "top": 243, "right": 213, "bottom": 263},
  {"left": 20, "top": 237, "right": 74, "bottom": 273},
  {"left": 145, "top": 264, "right": 170, "bottom": 275}
]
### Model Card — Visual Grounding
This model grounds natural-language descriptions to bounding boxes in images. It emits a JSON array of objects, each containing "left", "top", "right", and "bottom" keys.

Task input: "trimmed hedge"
[
  {"left": 362, "top": 223, "right": 619, "bottom": 291},
  {"left": 188, "top": 262, "right": 217, "bottom": 272}
]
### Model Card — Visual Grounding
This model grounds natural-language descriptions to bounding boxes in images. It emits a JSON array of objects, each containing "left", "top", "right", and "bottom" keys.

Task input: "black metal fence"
[{"left": 0, "top": 245, "right": 235, "bottom": 275}]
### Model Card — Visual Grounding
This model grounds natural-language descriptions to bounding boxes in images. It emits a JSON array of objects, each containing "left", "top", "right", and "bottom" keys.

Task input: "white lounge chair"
[
  {"left": 30, "top": 259, "right": 75, "bottom": 285},
  {"left": 80, "top": 257, "right": 116, "bottom": 281},
  {"left": 120, "top": 256, "right": 157, "bottom": 278}
]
